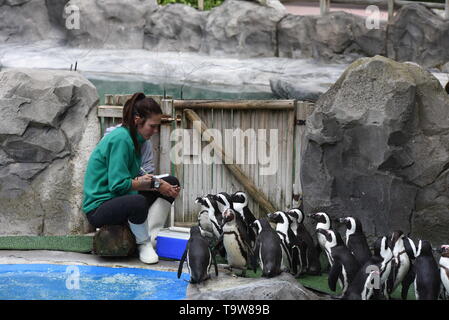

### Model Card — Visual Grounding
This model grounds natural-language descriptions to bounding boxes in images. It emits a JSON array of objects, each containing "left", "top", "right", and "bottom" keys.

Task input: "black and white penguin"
[
  {"left": 342, "top": 237, "right": 395, "bottom": 300},
  {"left": 214, "top": 192, "right": 233, "bottom": 213},
  {"left": 287, "top": 208, "right": 321, "bottom": 275},
  {"left": 387, "top": 230, "right": 417, "bottom": 299},
  {"left": 438, "top": 245, "right": 449, "bottom": 300},
  {"left": 178, "top": 226, "right": 218, "bottom": 284},
  {"left": 308, "top": 212, "right": 344, "bottom": 267},
  {"left": 195, "top": 195, "right": 223, "bottom": 239},
  {"left": 342, "top": 255, "right": 384, "bottom": 300},
  {"left": 318, "top": 228, "right": 361, "bottom": 296},
  {"left": 372, "top": 236, "right": 394, "bottom": 299},
  {"left": 218, "top": 208, "right": 256, "bottom": 276},
  {"left": 267, "top": 211, "right": 304, "bottom": 275},
  {"left": 338, "top": 216, "right": 372, "bottom": 266},
  {"left": 413, "top": 240, "right": 440, "bottom": 300},
  {"left": 230, "top": 191, "right": 257, "bottom": 248},
  {"left": 252, "top": 218, "right": 282, "bottom": 278}
]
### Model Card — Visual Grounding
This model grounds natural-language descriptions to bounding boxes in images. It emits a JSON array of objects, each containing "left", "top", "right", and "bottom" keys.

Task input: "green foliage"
[{"left": 157, "top": 0, "right": 224, "bottom": 10}]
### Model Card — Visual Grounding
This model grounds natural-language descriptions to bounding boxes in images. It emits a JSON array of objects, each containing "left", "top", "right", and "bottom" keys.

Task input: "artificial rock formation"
[
  {"left": 301, "top": 56, "right": 449, "bottom": 246},
  {"left": 0, "top": 68, "right": 100, "bottom": 235}
]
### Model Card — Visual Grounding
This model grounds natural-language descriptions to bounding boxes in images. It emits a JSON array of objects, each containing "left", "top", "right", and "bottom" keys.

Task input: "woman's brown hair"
[{"left": 122, "top": 92, "right": 163, "bottom": 154}]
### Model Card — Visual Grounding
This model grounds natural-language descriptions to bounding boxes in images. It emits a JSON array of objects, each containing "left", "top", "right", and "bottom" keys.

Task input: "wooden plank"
[
  {"left": 387, "top": 0, "right": 395, "bottom": 24},
  {"left": 285, "top": 109, "right": 295, "bottom": 210},
  {"left": 98, "top": 106, "right": 123, "bottom": 118},
  {"left": 444, "top": 0, "right": 449, "bottom": 20},
  {"left": 184, "top": 108, "right": 277, "bottom": 214},
  {"left": 173, "top": 100, "right": 295, "bottom": 111}
]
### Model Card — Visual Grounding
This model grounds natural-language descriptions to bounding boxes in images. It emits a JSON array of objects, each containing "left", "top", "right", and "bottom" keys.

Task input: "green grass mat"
[{"left": 0, "top": 236, "right": 93, "bottom": 253}]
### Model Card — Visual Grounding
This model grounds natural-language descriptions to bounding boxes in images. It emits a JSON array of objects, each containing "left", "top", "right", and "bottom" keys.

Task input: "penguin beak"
[
  {"left": 317, "top": 228, "right": 328, "bottom": 236},
  {"left": 307, "top": 213, "right": 317, "bottom": 220},
  {"left": 337, "top": 217, "right": 346, "bottom": 224}
]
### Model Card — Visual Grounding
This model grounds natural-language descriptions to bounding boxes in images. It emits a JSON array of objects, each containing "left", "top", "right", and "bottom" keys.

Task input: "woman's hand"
[
  {"left": 132, "top": 174, "right": 154, "bottom": 191},
  {"left": 158, "top": 180, "right": 181, "bottom": 198}
]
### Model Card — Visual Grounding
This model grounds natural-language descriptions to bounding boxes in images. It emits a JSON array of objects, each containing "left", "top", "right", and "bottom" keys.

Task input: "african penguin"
[
  {"left": 318, "top": 228, "right": 360, "bottom": 296},
  {"left": 177, "top": 226, "right": 218, "bottom": 284},
  {"left": 413, "top": 240, "right": 440, "bottom": 300},
  {"left": 373, "top": 236, "right": 394, "bottom": 299},
  {"left": 195, "top": 195, "right": 223, "bottom": 239},
  {"left": 342, "top": 255, "right": 384, "bottom": 300},
  {"left": 308, "top": 212, "right": 344, "bottom": 267},
  {"left": 438, "top": 245, "right": 449, "bottom": 300},
  {"left": 230, "top": 191, "right": 257, "bottom": 247},
  {"left": 287, "top": 209, "right": 321, "bottom": 275},
  {"left": 252, "top": 218, "right": 282, "bottom": 278},
  {"left": 214, "top": 192, "right": 233, "bottom": 213},
  {"left": 387, "top": 230, "right": 417, "bottom": 299},
  {"left": 338, "top": 216, "right": 372, "bottom": 266},
  {"left": 267, "top": 211, "right": 304, "bottom": 275},
  {"left": 218, "top": 208, "right": 256, "bottom": 277}
]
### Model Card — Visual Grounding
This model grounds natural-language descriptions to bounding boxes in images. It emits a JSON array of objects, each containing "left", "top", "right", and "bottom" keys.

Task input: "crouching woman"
[{"left": 82, "top": 92, "right": 180, "bottom": 264}]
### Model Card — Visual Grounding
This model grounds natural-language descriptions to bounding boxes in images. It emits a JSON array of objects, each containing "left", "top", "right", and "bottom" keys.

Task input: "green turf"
[{"left": 0, "top": 236, "right": 94, "bottom": 253}]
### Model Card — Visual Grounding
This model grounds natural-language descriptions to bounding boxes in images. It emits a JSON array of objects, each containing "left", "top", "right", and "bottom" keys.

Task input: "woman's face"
[{"left": 136, "top": 113, "right": 162, "bottom": 140}]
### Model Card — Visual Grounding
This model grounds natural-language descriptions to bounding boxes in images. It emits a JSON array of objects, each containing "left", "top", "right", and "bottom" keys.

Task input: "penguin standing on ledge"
[
  {"left": 308, "top": 212, "right": 343, "bottom": 268},
  {"left": 287, "top": 208, "right": 321, "bottom": 275},
  {"left": 413, "top": 240, "right": 440, "bottom": 300},
  {"left": 178, "top": 226, "right": 218, "bottom": 284},
  {"left": 318, "top": 228, "right": 360, "bottom": 297},
  {"left": 218, "top": 208, "right": 256, "bottom": 277},
  {"left": 252, "top": 218, "right": 282, "bottom": 278},
  {"left": 438, "top": 245, "right": 449, "bottom": 300},
  {"left": 230, "top": 191, "right": 257, "bottom": 248},
  {"left": 387, "top": 230, "right": 417, "bottom": 299},
  {"left": 338, "top": 216, "right": 372, "bottom": 266}
]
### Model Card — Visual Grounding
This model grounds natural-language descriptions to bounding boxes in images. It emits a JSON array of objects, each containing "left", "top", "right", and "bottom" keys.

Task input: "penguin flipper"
[
  {"left": 328, "top": 262, "right": 342, "bottom": 292},
  {"left": 401, "top": 266, "right": 415, "bottom": 300},
  {"left": 177, "top": 248, "right": 188, "bottom": 279},
  {"left": 211, "top": 250, "right": 219, "bottom": 277},
  {"left": 404, "top": 237, "right": 417, "bottom": 261}
]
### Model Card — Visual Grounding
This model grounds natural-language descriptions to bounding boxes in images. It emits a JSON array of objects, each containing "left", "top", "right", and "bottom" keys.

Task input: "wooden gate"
[{"left": 97, "top": 95, "right": 314, "bottom": 229}]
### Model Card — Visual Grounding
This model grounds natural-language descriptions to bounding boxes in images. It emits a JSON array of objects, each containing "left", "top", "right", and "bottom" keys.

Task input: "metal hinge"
[{"left": 296, "top": 119, "right": 306, "bottom": 126}]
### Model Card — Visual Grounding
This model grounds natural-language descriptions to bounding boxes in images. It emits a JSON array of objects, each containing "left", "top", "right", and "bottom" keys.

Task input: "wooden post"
[
  {"left": 184, "top": 108, "right": 277, "bottom": 214},
  {"left": 198, "top": 0, "right": 204, "bottom": 10},
  {"left": 388, "top": 0, "right": 395, "bottom": 24},
  {"left": 173, "top": 100, "right": 295, "bottom": 111},
  {"left": 445, "top": 0, "right": 449, "bottom": 20},
  {"left": 320, "top": 0, "right": 330, "bottom": 15}
]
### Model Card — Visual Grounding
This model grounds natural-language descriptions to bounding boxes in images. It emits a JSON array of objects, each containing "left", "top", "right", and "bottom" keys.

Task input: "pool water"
[
  {"left": 0, "top": 264, "right": 189, "bottom": 300},
  {"left": 87, "top": 76, "right": 275, "bottom": 105}
]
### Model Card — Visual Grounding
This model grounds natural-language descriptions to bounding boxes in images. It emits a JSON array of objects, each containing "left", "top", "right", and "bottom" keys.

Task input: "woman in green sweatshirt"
[{"left": 83, "top": 93, "right": 180, "bottom": 264}]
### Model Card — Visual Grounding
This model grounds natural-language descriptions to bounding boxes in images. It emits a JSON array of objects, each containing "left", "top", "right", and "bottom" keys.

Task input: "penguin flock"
[{"left": 177, "top": 198, "right": 449, "bottom": 300}]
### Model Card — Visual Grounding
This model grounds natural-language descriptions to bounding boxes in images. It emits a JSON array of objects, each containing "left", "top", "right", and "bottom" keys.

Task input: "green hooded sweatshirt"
[{"left": 82, "top": 126, "right": 145, "bottom": 213}]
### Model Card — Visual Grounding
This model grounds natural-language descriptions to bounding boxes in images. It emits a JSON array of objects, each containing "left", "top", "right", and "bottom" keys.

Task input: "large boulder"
[
  {"left": 301, "top": 56, "right": 449, "bottom": 246},
  {"left": 144, "top": 4, "right": 208, "bottom": 52},
  {"left": 0, "top": 68, "right": 100, "bottom": 235},
  {"left": 186, "top": 272, "right": 327, "bottom": 300},
  {"left": 278, "top": 12, "right": 386, "bottom": 63},
  {"left": 201, "top": 0, "right": 286, "bottom": 57},
  {"left": 0, "top": 0, "right": 64, "bottom": 43},
  {"left": 387, "top": 4, "right": 449, "bottom": 68},
  {"left": 65, "top": 0, "right": 157, "bottom": 49}
]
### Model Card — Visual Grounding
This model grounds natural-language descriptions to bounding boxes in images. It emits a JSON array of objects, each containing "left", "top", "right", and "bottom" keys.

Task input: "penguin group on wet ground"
[{"left": 178, "top": 197, "right": 449, "bottom": 300}]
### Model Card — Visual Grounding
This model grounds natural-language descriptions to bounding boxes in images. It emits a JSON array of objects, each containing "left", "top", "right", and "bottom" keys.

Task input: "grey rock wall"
[
  {"left": 301, "top": 56, "right": 449, "bottom": 246},
  {"left": 0, "top": 68, "right": 100, "bottom": 235}
]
